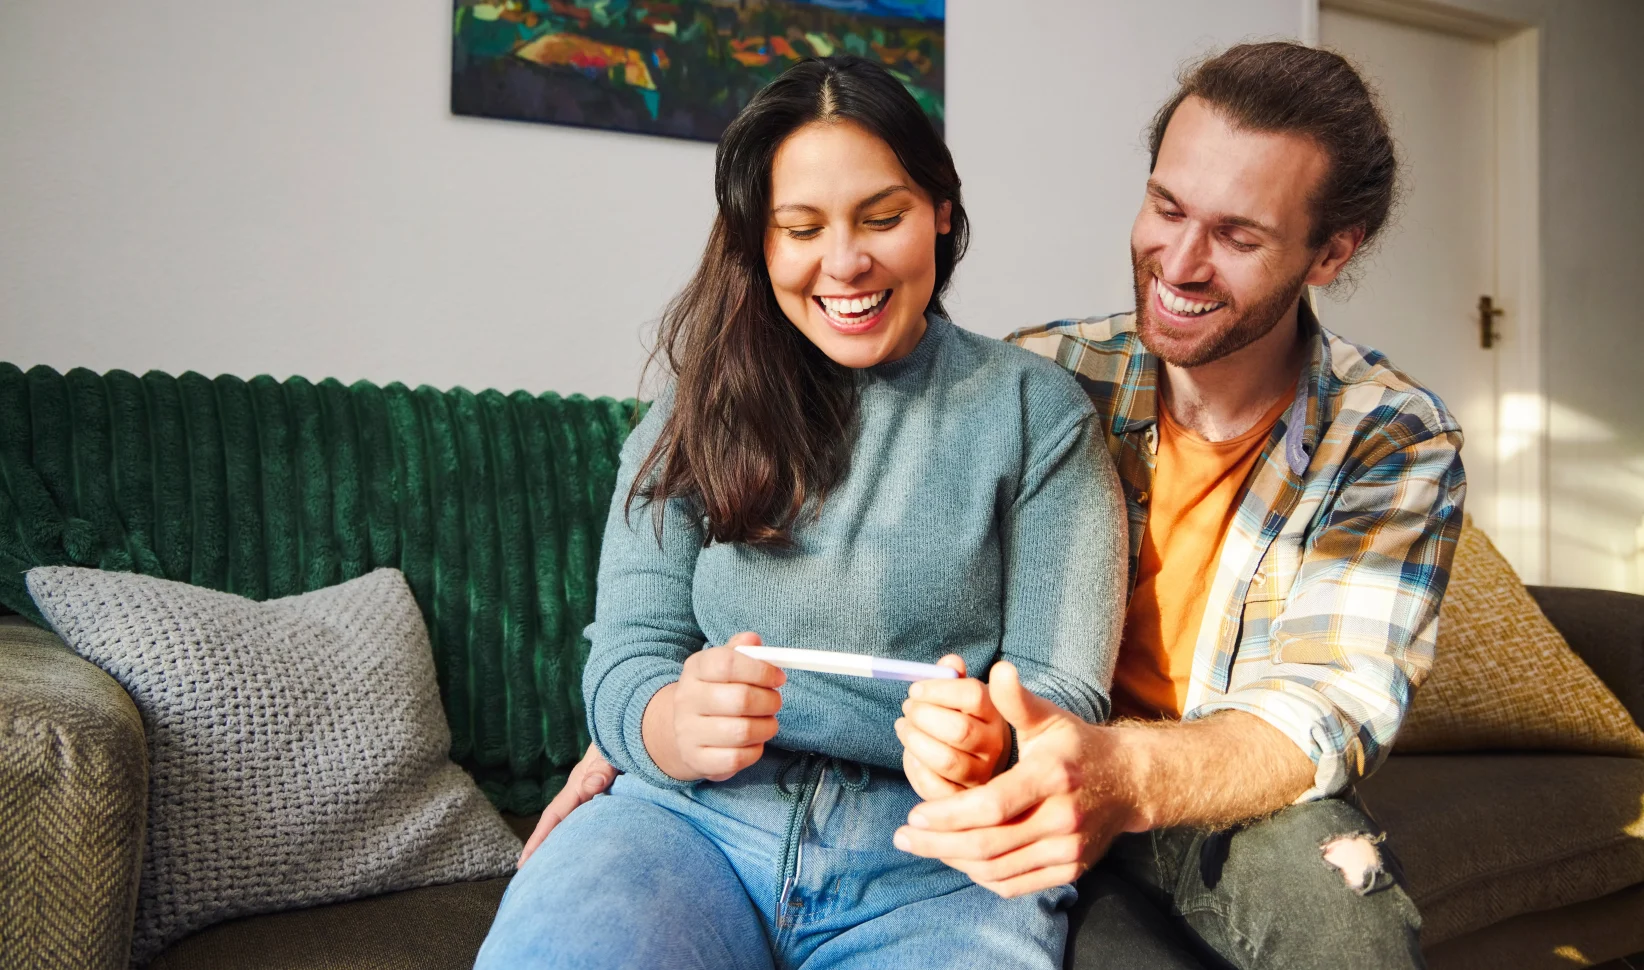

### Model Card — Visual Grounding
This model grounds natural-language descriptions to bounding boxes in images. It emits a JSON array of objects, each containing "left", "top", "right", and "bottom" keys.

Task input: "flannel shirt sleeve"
[{"left": 1188, "top": 427, "right": 1466, "bottom": 801}]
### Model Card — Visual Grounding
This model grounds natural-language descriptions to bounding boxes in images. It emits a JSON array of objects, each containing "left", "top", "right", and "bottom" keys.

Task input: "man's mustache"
[{"left": 1131, "top": 254, "right": 1235, "bottom": 308}]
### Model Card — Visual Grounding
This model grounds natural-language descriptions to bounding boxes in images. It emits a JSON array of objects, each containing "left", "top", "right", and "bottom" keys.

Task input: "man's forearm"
[{"left": 1114, "top": 710, "right": 1316, "bottom": 832}]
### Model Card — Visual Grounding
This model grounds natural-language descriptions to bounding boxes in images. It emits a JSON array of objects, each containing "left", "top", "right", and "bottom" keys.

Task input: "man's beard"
[{"left": 1131, "top": 250, "right": 1310, "bottom": 368}]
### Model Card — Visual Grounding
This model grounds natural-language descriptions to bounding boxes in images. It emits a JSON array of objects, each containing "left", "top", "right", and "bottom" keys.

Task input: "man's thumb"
[{"left": 987, "top": 661, "right": 1064, "bottom": 737}]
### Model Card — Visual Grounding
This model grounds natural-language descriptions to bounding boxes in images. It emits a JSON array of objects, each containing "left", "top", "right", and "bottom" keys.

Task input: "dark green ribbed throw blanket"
[{"left": 0, "top": 362, "right": 645, "bottom": 814}]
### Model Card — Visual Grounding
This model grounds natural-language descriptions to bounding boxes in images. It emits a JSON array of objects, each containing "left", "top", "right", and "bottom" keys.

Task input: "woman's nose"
[{"left": 820, "top": 231, "right": 873, "bottom": 282}]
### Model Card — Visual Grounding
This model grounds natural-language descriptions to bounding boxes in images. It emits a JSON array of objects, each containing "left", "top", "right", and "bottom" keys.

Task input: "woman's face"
[{"left": 765, "top": 120, "right": 952, "bottom": 369}]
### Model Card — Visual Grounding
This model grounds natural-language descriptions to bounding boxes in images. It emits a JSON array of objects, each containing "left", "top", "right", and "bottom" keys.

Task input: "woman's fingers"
[
  {"left": 903, "top": 698, "right": 993, "bottom": 754},
  {"left": 695, "top": 744, "right": 767, "bottom": 781},
  {"left": 895, "top": 716, "right": 991, "bottom": 786},
  {"left": 907, "top": 674, "right": 990, "bottom": 717},
  {"left": 693, "top": 714, "right": 779, "bottom": 748},
  {"left": 691, "top": 681, "right": 783, "bottom": 718},
  {"left": 688, "top": 641, "right": 785, "bottom": 687},
  {"left": 903, "top": 748, "right": 966, "bottom": 801}
]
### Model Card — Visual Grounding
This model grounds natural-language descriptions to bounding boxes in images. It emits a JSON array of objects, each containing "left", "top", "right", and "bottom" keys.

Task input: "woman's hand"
[
  {"left": 895, "top": 655, "right": 1011, "bottom": 800},
  {"left": 517, "top": 743, "right": 618, "bottom": 868},
  {"left": 643, "top": 632, "right": 786, "bottom": 783}
]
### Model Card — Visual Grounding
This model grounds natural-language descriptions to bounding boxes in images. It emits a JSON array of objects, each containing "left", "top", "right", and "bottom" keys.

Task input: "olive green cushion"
[
  {"left": 1363, "top": 753, "right": 1644, "bottom": 946},
  {"left": 148, "top": 878, "right": 513, "bottom": 970},
  {"left": 0, "top": 617, "right": 146, "bottom": 970},
  {"left": 0, "top": 363, "right": 645, "bottom": 814}
]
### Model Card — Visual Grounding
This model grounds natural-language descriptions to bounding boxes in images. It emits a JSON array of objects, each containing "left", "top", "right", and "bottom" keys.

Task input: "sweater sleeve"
[
  {"left": 997, "top": 387, "right": 1128, "bottom": 725},
  {"left": 580, "top": 393, "right": 707, "bottom": 789}
]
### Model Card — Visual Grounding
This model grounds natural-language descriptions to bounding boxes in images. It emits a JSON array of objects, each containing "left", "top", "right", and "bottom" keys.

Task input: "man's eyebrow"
[
  {"left": 1146, "top": 180, "right": 1278, "bottom": 236},
  {"left": 772, "top": 184, "right": 913, "bottom": 217}
]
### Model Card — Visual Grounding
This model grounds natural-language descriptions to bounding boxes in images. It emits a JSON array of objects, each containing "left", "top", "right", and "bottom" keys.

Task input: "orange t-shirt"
[{"left": 1110, "top": 390, "right": 1296, "bottom": 721}]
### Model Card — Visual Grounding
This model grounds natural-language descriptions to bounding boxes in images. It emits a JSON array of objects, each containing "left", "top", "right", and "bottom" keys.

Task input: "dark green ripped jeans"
[{"left": 1065, "top": 796, "right": 1425, "bottom": 970}]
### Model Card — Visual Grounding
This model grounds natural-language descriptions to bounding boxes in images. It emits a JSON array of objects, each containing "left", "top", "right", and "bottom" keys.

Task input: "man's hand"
[
  {"left": 892, "top": 661, "right": 1143, "bottom": 898},
  {"left": 895, "top": 655, "right": 1011, "bottom": 801},
  {"left": 892, "top": 663, "right": 1319, "bottom": 899},
  {"left": 643, "top": 632, "right": 786, "bottom": 783},
  {"left": 517, "top": 743, "right": 617, "bottom": 868}
]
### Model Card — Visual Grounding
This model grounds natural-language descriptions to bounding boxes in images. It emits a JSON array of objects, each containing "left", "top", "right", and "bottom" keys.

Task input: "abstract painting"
[{"left": 452, "top": 0, "right": 945, "bottom": 141}]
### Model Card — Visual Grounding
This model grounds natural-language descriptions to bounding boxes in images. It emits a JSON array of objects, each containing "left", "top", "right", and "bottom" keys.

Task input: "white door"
[{"left": 1317, "top": 8, "right": 1508, "bottom": 553}]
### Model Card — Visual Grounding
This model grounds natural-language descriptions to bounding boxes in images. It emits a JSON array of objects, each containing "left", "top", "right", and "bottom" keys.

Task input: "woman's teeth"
[
  {"left": 817, "top": 290, "right": 889, "bottom": 321},
  {"left": 1156, "top": 278, "right": 1225, "bottom": 316}
]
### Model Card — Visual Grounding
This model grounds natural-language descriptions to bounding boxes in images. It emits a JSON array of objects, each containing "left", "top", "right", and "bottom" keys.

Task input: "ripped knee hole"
[{"left": 1320, "top": 832, "right": 1387, "bottom": 895}]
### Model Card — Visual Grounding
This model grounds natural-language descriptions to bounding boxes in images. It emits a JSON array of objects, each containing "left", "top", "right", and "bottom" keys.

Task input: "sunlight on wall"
[{"left": 1489, "top": 393, "right": 1643, "bottom": 593}]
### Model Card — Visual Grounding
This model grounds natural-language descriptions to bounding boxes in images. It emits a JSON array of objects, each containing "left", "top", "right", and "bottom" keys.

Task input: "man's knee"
[{"left": 1189, "top": 799, "right": 1425, "bottom": 969}]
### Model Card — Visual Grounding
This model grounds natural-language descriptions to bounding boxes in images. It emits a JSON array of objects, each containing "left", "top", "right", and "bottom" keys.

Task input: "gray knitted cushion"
[{"left": 24, "top": 567, "right": 522, "bottom": 966}]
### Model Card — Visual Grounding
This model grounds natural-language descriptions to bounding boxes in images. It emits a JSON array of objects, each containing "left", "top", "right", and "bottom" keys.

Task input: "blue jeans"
[{"left": 476, "top": 749, "right": 1074, "bottom": 970}]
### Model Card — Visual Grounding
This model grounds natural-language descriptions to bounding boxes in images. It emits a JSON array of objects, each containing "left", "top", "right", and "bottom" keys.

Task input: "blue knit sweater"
[{"left": 583, "top": 315, "right": 1128, "bottom": 789}]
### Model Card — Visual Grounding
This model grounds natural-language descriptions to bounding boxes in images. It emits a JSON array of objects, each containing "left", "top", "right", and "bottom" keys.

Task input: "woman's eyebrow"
[
  {"left": 855, "top": 185, "right": 913, "bottom": 210},
  {"left": 771, "top": 185, "right": 913, "bottom": 217}
]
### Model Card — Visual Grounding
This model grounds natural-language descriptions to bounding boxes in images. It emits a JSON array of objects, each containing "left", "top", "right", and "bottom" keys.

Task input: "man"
[{"left": 525, "top": 41, "right": 1464, "bottom": 969}]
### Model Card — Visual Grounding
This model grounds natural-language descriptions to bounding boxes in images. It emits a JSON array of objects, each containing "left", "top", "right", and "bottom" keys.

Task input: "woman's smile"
[{"left": 814, "top": 288, "right": 893, "bottom": 333}]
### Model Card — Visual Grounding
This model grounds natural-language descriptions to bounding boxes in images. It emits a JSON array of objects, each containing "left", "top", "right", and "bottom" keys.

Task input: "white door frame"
[{"left": 1309, "top": 0, "right": 1548, "bottom": 583}]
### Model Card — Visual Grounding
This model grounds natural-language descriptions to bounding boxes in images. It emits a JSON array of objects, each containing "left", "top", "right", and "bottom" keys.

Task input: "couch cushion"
[
  {"left": 1398, "top": 520, "right": 1644, "bottom": 756},
  {"left": 1361, "top": 754, "right": 1644, "bottom": 945},
  {"left": 148, "top": 877, "right": 511, "bottom": 970},
  {"left": 1424, "top": 882, "right": 1644, "bottom": 970},
  {"left": 26, "top": 567, "right": 523, "bottom": 965}
]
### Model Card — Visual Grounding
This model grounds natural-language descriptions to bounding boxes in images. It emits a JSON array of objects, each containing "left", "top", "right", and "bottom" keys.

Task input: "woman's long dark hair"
[{"left": 630, "top": 55, "right": 969, "bottom": 548}]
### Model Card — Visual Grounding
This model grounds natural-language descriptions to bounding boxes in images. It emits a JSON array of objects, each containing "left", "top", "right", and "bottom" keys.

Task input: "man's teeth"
[
  {"left": 819, "top": 291, "right": 887, "bottom": 316},
  {"left": 1156, "top": 279, "right": 1224, "bottom": 316}
]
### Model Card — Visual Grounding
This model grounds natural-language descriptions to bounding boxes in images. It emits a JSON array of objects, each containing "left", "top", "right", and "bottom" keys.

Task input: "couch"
[{"left": 1, "top": 362, "right": 1641, "bottom": 970}]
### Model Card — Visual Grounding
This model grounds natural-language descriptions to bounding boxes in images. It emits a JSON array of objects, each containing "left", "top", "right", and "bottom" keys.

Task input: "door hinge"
[{"left": 1478, "top": 295, "right": 1504, "bottom": 349}]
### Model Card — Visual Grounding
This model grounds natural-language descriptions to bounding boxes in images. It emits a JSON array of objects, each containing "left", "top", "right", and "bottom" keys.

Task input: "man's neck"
[{"left": 1160, "top": 301, "right": 1308, "bottom": 442}]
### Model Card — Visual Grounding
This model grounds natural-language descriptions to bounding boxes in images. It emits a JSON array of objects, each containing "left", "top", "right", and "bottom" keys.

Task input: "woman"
[{"left": 477, "top": 56, "right": 1126, "bottom": 970}]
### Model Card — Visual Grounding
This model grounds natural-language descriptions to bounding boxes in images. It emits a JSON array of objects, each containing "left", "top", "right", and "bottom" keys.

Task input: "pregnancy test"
[{"left": 734, "top": 645, "right": 959, "bottom": 683}]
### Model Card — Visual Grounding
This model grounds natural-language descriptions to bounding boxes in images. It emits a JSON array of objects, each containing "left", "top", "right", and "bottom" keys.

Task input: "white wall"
[
  {"left": 7, "top": 0, "right": 1636, "bottom": 591},
  {"left": 0, "top": 0, "right": 1301, "bottom": 403},
  {"left": 1395, "top": 0, "right": 1644, "bottom": 593}
]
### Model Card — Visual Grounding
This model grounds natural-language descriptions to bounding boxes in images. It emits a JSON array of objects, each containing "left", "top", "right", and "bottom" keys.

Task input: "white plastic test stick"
[{"left": 734, "top": 645, "right": 959, "bottom": 683}]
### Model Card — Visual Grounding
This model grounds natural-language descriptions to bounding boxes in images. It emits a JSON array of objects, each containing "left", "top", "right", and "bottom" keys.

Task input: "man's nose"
[
  {"left": 1157, "top": 224, "right": 1214, "bottom": 285},
  {"left": 820, "top": 231, "right": 872, "bottom": 282}
]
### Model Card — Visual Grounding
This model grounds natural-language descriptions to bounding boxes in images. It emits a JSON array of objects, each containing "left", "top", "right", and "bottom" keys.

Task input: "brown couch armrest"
[
  {"left": 1527, "top": 585, "right": 1644, "bottom": 728},
  {"left": 0, "top": 618, "right": 147, "bottom": 970}
]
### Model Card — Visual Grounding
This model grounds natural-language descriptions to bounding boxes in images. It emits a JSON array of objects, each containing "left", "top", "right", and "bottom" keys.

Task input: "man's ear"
[
  {"left": 1305, "top": 226, "right": 1364, "bottom": 287},
  {"left": 935, "top": 200, "right": 953, "bottom": 235}
]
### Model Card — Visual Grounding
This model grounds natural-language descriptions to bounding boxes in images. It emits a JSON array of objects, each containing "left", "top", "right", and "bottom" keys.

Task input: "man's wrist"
[{"left": 1101, "top": 722, "right": 1161, "bottom": 834}]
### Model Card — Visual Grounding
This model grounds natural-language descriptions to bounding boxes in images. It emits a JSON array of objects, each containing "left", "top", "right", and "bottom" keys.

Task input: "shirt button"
[{"left": 1136, "top": 491, "right": 1150, "bottom": 505}]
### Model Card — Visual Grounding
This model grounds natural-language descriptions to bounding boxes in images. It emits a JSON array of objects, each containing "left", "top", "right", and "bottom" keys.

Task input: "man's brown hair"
[{"left": 1149, "top": 41, "right": 1398, "bottom": 261}]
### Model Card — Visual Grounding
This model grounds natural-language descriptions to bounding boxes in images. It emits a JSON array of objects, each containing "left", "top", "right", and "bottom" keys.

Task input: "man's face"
[{"left": 1130, "top": 96, "right": 1336, "bottom": 368}]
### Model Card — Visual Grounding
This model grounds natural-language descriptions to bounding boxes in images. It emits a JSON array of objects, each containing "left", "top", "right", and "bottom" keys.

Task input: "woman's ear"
[{"left": 935, "top": 200, "right": 953, "bottom": 235}]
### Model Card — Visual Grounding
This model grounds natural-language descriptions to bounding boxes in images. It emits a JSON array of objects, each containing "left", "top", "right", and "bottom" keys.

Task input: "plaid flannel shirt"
[{"left": 1009, "top": 302, "right": 1466, "bottom": 800}]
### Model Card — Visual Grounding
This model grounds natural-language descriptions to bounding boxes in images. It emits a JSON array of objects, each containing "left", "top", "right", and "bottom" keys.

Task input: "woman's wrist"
[{"left": 640, "top": 682, "right": 700, "bottom": 782}]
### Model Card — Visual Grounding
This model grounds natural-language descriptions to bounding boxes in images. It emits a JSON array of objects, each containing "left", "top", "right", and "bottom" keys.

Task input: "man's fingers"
[
  {"left": 893, "top": 811, "right": 1043, "bottom": 862},
  {"left": 519, "top": 779, "right": 582, "bottom": 866},
  {"left": 937, "top": 833, "right": 1085, "bottom": 886},
  {"left": 977, "top": 863, "right": 1087, "bottom": 900},
  {"left": 906, "top": 760, "right": 1064, "bottom": 832},
  {"left": 986, "top": 661, "right": 1065, "bottom": 738}
]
